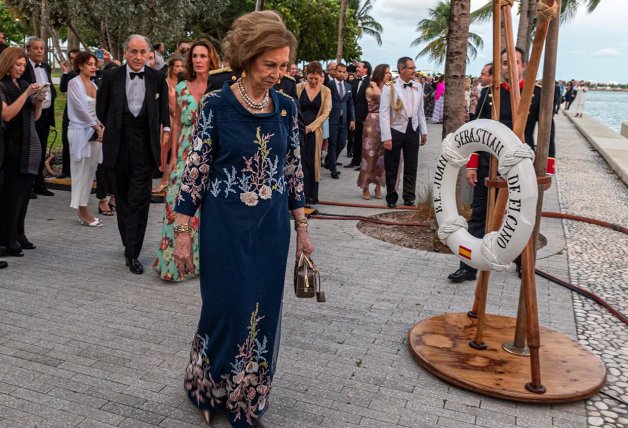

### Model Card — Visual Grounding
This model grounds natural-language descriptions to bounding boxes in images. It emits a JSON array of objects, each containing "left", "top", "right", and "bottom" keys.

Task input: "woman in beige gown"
[{"left": 357, "top": 64, "right": 391, "bottom": 199}]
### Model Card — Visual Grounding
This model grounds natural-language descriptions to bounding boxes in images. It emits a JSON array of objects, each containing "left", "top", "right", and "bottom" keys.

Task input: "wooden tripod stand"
[{"left": 408, "top": 0, "right": 606, "bottom": 402}]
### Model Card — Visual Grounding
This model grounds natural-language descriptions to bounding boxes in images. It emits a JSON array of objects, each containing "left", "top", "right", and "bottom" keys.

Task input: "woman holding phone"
[{"left": 0, "top": 47, "right": 45, "bottom": 256}]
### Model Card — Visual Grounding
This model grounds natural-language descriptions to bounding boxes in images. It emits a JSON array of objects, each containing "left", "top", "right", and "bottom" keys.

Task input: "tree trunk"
[
  {"left": 443, "top": 0, "right": 471, "bottom": 206},
  {"left": 443, "top": 0, "right": 470, "bottom": 138},
  {"left": 255, "top": 0, "right": 264, "bottom": 11},
  {"left": 517, "top": 0, "right": 530, "bottom": 59},
  {"left": 336, "top": 0, "right": 348, "bottom": 63}
]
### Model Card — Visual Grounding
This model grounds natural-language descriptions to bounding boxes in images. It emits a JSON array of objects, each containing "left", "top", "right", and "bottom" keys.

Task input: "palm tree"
[
  {"left": 411, "top": 0, "right": 484, "bottom": 66},
  {"left": 473, "top": 0, "right": 604, "bottom": 57},
  {"left": 349, "top": 0, "right": 383, "bottom": 46},
  {"left": 336, "top": 0, "right": 348, "bottom": 62}
]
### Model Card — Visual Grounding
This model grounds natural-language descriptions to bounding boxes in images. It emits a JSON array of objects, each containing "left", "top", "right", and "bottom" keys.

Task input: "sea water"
[{"left": 582, "top": 91, "right": 628, "bottom": 133}]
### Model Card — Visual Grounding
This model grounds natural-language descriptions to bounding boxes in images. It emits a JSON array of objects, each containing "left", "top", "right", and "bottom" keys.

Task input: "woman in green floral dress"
[{"left": 154, "top": 40, "right": 220, "bottom": 281}]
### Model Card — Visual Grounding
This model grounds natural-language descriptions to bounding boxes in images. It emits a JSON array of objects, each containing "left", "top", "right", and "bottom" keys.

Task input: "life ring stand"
[{"left": 433, "top": 119, "right": 538, "bottom": 272}]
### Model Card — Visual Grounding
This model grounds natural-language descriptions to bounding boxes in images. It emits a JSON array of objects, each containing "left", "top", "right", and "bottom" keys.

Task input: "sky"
[{"left": 359, "top": 0, "right": 628, "bottom": 84}]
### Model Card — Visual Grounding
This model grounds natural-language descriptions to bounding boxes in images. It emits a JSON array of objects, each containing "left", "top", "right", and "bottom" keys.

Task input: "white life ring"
[{"left": 433, "top": 119, "right": 538, "bottom": 272}]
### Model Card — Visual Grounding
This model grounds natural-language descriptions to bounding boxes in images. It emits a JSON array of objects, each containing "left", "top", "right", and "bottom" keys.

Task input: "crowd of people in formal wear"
[{"left": 0, "top": 12, "right": 565, "bottom": 425}]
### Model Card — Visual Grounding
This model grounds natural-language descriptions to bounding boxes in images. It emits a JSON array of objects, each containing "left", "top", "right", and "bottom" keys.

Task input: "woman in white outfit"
[
  {"left": 573, "top": 80, "right": 588, "bottom": 118},
  {"left": 67, "top": 51, "right": 104, "bottom": 227}
]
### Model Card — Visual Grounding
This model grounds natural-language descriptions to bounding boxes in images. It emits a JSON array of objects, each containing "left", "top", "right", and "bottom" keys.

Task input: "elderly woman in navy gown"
[{"left": 172, "top": 11, "right": 314, "bottom": 427}]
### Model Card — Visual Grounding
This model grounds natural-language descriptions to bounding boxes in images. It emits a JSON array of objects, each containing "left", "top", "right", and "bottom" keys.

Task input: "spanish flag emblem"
[{"left": 459, "top": 245, "right": 472, "bottom": 260}]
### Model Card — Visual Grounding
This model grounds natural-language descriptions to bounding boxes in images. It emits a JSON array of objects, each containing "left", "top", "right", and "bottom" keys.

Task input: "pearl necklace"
[{"left": 236, "top": 78, "right": 270, "bottom": 111}]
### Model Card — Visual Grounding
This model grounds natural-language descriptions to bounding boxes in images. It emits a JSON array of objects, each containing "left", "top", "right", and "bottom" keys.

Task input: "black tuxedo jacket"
[
  {"left": 96, "top": 66, "right": 170, "bottom": 168},
  {"left": 22, "top": 61, "right": 57, "bottom": 127},
  {"left": 351, "top": 76, "right": 370, "bottom": 123},
  {"left": 326, "top": 79, "right": 355, "bottom": 125}
]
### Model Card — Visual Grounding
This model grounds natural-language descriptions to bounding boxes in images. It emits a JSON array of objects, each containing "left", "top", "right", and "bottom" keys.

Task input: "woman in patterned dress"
[
  {"left": 153, "top": 40, "right": 220, "bottom": 281},
  {"left": 172, "top": 12, "right": 313, "bottom": 427},
  {"left": 357, "top": 64, "right": 391, "bottom": 200},
  {"left": 431, "top": 74, "right": 446, "bottom": 123}
]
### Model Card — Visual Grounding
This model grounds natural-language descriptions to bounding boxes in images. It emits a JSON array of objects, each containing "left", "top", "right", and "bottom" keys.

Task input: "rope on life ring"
[{"left": 433, "top": 119, "right": 538, "bottom": 272}]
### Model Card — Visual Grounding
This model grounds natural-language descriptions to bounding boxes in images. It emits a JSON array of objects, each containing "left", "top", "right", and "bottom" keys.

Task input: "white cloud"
[{"left": 593, "top": 48, "right": 621, "bottom": 57}]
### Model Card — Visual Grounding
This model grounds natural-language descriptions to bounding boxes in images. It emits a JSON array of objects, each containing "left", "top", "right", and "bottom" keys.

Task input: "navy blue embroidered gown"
[{"left": 175, "top": 82, "right": 305, "bottom": 427}]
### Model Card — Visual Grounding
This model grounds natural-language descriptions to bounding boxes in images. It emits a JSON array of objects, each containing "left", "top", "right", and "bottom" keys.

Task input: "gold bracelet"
[
  {"left": 293, "top": 217, "right": 308, "bottom": 231},
  {"left": 173, "top": 223, "right": 192, "bottom": 234}
]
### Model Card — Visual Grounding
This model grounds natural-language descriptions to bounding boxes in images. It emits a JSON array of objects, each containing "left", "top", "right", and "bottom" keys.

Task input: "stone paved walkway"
[{"left": 0, "top": 116, "right": 623, "bottom": 427}]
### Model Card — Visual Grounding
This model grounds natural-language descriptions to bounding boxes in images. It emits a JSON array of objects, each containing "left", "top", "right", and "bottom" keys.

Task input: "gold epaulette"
[
  {"left": 209, "top": 67, "right": 232, "bottom": 76},
  {"left": 282, "top": 74, "right": 295, "bottom": 81},
  {"left": 276, "top": 90, "right": 293, "bottom": 99}
]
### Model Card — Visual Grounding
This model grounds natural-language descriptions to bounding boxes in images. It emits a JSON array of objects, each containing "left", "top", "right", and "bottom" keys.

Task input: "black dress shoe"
[
  {"left": 34, "top": 186, "right": 54, "bottom": 196},
  {"left": 331, "top": 172, "right": 340, "bottom": 179},
  {"left": 335, "top": 162, "right": 342, "bottom": 166},
  {"left": 0, "top": 261, "right": 7, "bottom": 269},
  {"left": 125, "top": 257, "right": 144, "bottom": 274},
  {"left": 17, "top": 239, "right": 36, "bottom": 250},
  {"left": 30, "top": 191, "right": 38, "bottom": 199},
  {"left": 404, "top": 200, "right": 415, "bottom": 207},
  {"left": 7, "top": 248, "right": 24, "bottom": 257},
  {"left": 344, "top": 162, "right": 359, "bottom": 168},
  {"left": 448, "top": 268, "right": 477, "bottom": 283},
  {"left": 354, "top": 166, "right": 361, "bottom": 171},
  {"left": 387, "top": 202, "right": 397, "bottom": 208}
]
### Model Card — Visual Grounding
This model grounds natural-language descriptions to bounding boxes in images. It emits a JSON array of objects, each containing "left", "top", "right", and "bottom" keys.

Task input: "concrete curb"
[{"left": 565, "top": 111, "right": 628, "bottom": 187}]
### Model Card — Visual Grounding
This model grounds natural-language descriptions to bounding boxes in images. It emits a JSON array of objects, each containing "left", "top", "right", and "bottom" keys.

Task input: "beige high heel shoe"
[
  {"left": 362, "top": 187, "right": 371, "bottom": 200},
  {"left": 200, "top": 409, "right": 211, "bottom": 425},
  {"left": 374, "top": 185, "right": 382, "bottom": 199}
]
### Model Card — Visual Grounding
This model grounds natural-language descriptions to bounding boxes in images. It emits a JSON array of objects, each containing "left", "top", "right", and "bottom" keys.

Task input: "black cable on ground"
[{"left": 310, "top": 200, "right": 628, "bottom": 326}]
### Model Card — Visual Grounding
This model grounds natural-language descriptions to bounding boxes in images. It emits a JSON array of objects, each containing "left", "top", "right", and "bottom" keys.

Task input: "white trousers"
[{"left": 68, "top": 130, "right": 101, "bottom": 209}]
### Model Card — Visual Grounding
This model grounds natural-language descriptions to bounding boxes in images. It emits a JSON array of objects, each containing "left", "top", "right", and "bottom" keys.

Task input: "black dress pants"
[
  {"left": 351, "top": 121, "right": 364, "bottom": 166},
  {"left": 301, "top": 132, "right": 319, "bottom": 204},
  {"left": 34, "top": 108, "right": 53, "bottom": 188},
  {"left": 0, "top": 166, "right": 35, "bottom": 250},
  {"left": 110, "top": 122, "right": 155, "bottom": 259},
  {"left": 327, "top": 122, "right": 347, "bottom": 174},
  {"left": 384, "top": 122, "right": 420, "bottom": 205},
  {"left": 61, "top": 108, "right": 71, "bottom": 177},
  {"left": 459, "top": 173, "right": 488, "bottom": 274}
]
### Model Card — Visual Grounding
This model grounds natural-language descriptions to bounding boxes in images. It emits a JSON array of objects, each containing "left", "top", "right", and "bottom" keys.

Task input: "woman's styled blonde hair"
[{"left": 222, "top": 10, "right": 297, "bottom": 74}]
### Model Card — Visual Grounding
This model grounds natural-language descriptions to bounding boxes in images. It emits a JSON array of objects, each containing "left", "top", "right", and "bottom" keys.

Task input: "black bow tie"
[
  {"left": 356, "top": 77, "right": 363, "bottom": 81},
  {"left": 34, "top": 63, "right": 43, "bottom": 68},
  {"left": 130, "top": 71, "right": 145, "bottom": 80},
  {"left": 403, "top": 82, "right": 413, "bottom": 88}
]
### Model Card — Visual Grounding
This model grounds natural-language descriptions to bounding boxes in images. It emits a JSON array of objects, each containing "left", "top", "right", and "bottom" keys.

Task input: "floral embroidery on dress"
[
  {"left": 183, "top": 304, "right": 272, "bottom": 425},
  {"left": 177, "top": 108, "right": 214, "bottom": 206},
  {"left": 210, "top": 127, "right": 285, "bottom": 206},
  {"left": 184, "top": 334, "right": 227, "bottom": 408},
  {"left": 223, "top": 303, "right": 271, "bottom": 425},
  {"left": 284, "top": 111, "right": 304, "bottom": 202}
]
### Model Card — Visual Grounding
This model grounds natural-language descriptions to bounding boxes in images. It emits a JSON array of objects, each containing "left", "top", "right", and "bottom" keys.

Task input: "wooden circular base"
[{"left": 408, "top": 313, "right": 606, "bottom": 403}]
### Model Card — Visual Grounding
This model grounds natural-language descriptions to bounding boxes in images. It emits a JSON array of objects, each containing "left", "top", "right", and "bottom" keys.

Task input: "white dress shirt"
[
  {"left": 379, "top": 79, "right": 428, "bottom": 141},
  {"left": 125, "top": 65, "right": 146, "bottom": 117},
  {"left": 29, "top": 59, "right": 52, "bottom": 109}
]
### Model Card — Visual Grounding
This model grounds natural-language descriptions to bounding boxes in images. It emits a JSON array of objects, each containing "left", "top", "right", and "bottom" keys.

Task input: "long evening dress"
[
  {"left": 175, "top": 82, "right": 305, "bottom": 428},
  {"left": 154, "top": 81, "right": 201, "bottom": 281},
  {"left": 299, "top": 89, "right": 321, "bottom": 204},
  {"left": 357, "top": 84, "right": 385, "bottom": 189}
]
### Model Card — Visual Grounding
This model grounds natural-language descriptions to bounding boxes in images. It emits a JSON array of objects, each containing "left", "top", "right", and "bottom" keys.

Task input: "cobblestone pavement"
[
  {"left": 0, "top": 117, "right": 620, "bottom": 427},
  {"left": 554, "top": 113, "right": 628, "bottom": 428}
]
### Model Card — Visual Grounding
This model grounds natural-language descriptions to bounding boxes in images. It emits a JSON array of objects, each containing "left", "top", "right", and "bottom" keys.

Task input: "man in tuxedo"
[
  {"left": 324, "top": 61, "right": 337, "bottom": 86},
  {"left": 345, "top": 60, "right": 371, "bottom": 169},
  {"left": 23, "top": 37, "right": 56, "bottom": 197},
  {"left": 325, "top": 63, "right": 355, "bottom": 179},
  {"left": 379, "top": 57, "right": 428, "bottom": 208},
  {"left": 97, "top": 35, "right": 170, "bottom": 274}
]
